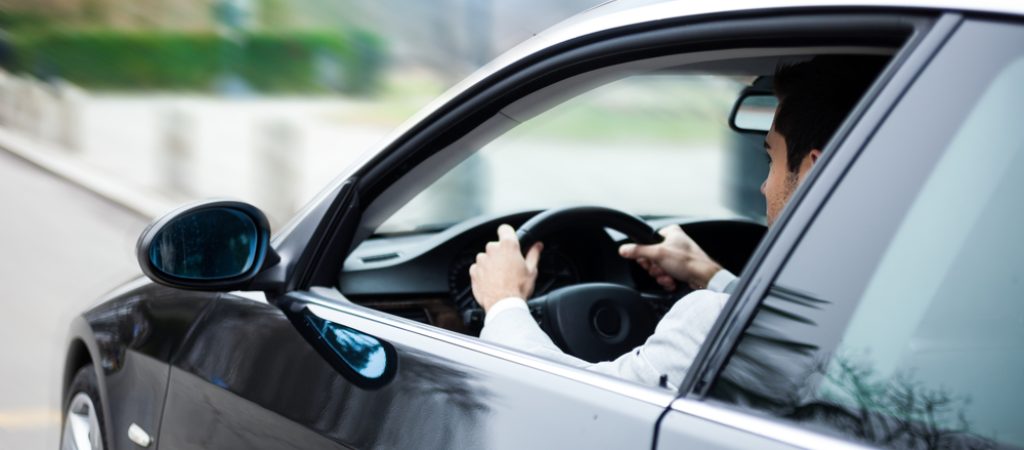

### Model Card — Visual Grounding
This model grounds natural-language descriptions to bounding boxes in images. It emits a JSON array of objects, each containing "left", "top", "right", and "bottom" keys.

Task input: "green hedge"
[{"left": 9, "top": 29, "right": 385, "bottom": 94}]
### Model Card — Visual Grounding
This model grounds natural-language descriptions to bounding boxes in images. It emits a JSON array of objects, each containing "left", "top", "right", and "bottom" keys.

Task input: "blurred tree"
[{"left": 257, "top": 0, "right": 292, "bottom": 29}]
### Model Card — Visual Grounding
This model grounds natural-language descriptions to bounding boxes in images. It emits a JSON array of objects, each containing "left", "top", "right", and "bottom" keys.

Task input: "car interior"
[{"left": 338, "top": 47, "right": 894, "bottom": 362}]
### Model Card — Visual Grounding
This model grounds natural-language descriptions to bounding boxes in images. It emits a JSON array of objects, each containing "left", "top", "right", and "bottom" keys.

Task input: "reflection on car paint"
[
  {"left": 304, "top": 313, "right": 388, "bottom": 379},
  {"left": 710, "top": 285, "right": 1000, "bottom": 449}
]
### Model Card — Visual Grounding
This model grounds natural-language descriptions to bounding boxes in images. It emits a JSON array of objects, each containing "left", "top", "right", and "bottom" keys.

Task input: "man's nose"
[{"left": 760, "top": 179, "right": 767, "bottom": 196}]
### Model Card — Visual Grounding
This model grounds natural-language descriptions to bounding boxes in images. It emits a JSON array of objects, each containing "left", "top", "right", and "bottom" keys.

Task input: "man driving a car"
[{"left": 469, "top": 56, "right": 882, "bottom": 389}]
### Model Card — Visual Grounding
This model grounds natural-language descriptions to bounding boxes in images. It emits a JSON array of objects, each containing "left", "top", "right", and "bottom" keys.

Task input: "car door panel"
[
  {"left": 657, "top": 399, "right": 878, "bottom": 449},
  {"left": 158, "top": 290, "right": 671, "bottom": 449},
  {"left": 657, "top": 400, "right": 813, "bottom": 450}
]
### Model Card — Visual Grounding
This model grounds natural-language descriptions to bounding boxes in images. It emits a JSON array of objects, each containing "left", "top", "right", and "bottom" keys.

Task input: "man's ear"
[
  {"left": 796, "top": 148, "right": 824, "bottom": 184},
  {"left": 808, "top": 148, "right": 823, "bottom": 166}
]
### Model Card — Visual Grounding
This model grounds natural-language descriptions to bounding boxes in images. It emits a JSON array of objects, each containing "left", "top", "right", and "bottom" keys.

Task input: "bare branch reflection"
[{"left": 716, "top": 344, "right": 999, "bottom": 449}]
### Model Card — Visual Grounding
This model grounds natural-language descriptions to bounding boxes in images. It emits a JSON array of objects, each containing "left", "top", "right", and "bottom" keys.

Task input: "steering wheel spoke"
[
  {"left": 639, "top": 291, "right": 680, "bottom": 318},
  {"left": 525, "top": 296, "right": 550, "bottom": 330}
]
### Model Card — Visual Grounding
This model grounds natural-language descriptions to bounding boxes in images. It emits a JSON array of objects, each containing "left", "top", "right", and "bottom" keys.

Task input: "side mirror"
[
  {"left": 137, "top": 200, "right": 278, "bottom": 290},
  {"left": 729, "top": 92, "right": 778, "bottom": 133}
]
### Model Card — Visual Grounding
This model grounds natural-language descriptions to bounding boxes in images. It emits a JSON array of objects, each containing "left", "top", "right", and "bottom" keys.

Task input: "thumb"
[{"left": 524, "top": 242, "right": 543, "bottom": 271}]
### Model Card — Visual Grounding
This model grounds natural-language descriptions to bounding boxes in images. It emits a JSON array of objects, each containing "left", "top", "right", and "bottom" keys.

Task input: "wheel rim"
[{"left": 61, "top": 392, "right": 103, "bottom": 450}]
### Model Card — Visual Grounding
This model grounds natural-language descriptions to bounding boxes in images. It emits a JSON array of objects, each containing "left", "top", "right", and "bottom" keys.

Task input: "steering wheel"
[{"left": 514, "top": 206, "right": 672, "bottom": 363}]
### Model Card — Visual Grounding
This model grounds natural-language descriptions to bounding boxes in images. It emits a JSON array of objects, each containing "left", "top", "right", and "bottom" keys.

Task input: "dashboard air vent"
[{"left": 361, "top": 252, "right": 400, "bottom": 263}]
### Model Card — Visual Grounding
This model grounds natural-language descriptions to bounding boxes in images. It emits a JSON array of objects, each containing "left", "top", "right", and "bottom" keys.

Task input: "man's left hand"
[{"left": 470, "top": 224, "right": 544, "bottom": 312}]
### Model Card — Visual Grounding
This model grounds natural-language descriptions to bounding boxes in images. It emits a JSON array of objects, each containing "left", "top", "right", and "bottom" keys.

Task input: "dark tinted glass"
[
  {"left": 150, "top": 208, "right": 258, "bottom": 280},
  {"left": 294, "top": 308, "right": 398, "bottom": 389},
  {"left": 708, "top": 20, "right": 1024, "bottom": 449},
  {"left": 304, "top": 312, "right": 389, "bottom": 379}
]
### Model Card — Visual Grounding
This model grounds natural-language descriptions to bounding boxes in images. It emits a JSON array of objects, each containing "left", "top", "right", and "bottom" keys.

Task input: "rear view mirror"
[
  {"left": 729, "top": 92, "right": 778, "bottom": 133},
  {"left": 137, "top": 200, "right": 277, "bottom": 290}
]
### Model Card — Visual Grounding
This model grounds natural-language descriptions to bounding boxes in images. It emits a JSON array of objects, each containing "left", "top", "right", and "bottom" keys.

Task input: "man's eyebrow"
[{"left": 763, "top": 139, "right": 770, "bottom": 149}]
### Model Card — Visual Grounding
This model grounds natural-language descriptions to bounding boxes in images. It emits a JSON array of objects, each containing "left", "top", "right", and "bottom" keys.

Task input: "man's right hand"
[{"left": 618, "top": 225, "right": 722, "bottom": 291}]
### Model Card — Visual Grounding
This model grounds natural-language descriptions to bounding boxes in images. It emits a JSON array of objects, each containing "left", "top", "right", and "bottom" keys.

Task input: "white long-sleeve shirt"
[{"left": 480, "top": 270, "right": 736, "bottom": 389}]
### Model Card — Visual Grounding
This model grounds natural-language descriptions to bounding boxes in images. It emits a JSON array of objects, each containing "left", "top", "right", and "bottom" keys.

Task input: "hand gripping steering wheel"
[{"left": 514, "top": 206, "right": 669, "bottom": 363}]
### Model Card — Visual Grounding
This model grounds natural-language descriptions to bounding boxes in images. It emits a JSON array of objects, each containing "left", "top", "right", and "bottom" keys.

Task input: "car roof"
[
  {"left": 584, "top": 0, "right": 1024, "bottom": 21},
  {"left": 519, "top": 0, "right": 1023, "bottom": 79}
]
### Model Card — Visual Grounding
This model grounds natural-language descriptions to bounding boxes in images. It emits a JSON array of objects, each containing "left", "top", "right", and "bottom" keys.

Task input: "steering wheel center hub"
[
  {"left": 532, "top": 283, "right": 654, "bottom": 363},
  {"left": 592, "top": 304, "right": 623, "bottom": 338}
]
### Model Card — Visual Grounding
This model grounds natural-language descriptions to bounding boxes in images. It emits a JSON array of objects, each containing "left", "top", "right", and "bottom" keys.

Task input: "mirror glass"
[
  {"left": 732, "top": 94, "right": 778, "bottom": 132},
  {"left": 149, "top": 208, "right": 258, "bottom": 280}
]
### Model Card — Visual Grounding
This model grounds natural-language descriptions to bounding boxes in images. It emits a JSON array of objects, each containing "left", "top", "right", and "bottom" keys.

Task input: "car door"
[
  {"left": 154, "top": 8, "right": 933, "bottom": 450},
  {"left": 156, "top": 288, "right": 672, "bottom": 449},
  {"left": 657, "top": 13, "right": 1024, "bottom": 449}
]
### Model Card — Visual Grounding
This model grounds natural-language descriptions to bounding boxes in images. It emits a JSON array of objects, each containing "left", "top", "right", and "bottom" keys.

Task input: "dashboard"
[{"left": 340, "top": 210, "right": 765, "bottom": 335}]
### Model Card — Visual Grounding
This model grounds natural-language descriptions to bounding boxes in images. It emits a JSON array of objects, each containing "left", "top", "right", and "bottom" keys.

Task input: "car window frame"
[{"left": 276, "top": 8, "right": 946, "bottom": 410}]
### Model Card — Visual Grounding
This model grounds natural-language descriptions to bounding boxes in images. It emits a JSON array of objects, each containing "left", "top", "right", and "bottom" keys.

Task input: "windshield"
[{"left": 378, "top": 73, "right": 764, "bottom": 234}]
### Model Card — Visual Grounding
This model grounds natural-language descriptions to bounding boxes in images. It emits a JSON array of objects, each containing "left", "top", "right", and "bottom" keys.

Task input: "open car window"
[
  {"left": 377, "top": 71, "right": 762, "bottom": 235},
  {"left": 341, "top": 47, "right": 895, "bottom": 391}
]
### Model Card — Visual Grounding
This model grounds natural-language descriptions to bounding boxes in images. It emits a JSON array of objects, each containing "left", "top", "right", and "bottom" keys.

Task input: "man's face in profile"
[
  {"left": 761, "top": 119, "right": 823, "bottom": 227},
  {"left": 761, "top": 124, "right": 796, "bottom": 227}
]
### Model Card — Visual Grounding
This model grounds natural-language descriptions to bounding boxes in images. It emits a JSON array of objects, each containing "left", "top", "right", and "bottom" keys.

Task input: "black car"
[{"left": 61, "top": 1, "right": 1024, "bottom": 449}]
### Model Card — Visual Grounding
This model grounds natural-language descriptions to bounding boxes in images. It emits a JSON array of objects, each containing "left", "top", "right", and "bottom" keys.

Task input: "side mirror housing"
[{"left": 137, "top": 200, "right": 279, "bottom": 291}]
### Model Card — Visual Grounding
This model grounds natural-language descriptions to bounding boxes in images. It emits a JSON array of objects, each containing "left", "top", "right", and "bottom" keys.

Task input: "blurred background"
[{"left": 0, "top": 0, "right": 611, "bottom": 447}]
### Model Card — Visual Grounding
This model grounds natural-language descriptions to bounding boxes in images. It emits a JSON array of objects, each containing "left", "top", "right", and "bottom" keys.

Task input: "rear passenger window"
[{"left": 707, "top": 21, "right": 1024, "bottom": 449}]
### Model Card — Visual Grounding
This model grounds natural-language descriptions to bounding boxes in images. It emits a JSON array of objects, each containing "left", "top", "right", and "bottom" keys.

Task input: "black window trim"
[{"left": 678, "top": 11, "right": 965, "bottom": 401}]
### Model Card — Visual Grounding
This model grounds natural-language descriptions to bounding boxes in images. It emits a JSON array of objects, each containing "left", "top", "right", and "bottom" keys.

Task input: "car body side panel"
[
  {"left": 157, "top": 291, "right": 671, "bottom": 449},
  {"left": 656, "top": 399, "right": 869, "bottom": 450},
  {"left": 157, "top": 294, "right": 349, "bottom": 449},
  {"left": 657, "top": 409, "right": 799, "bottom": 450},
  {"left": 66, "top": 282, "right": 216, "bottom": 450}
]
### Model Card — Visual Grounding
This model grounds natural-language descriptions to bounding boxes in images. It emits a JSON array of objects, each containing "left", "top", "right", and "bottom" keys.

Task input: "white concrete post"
[
  {"left": 254, "top": 118, "right": 301, "bottom": 226},
  {"left": 33, "top": 81, "right": 61, "bottom": 142},
  {"left": 12, "top": 78, "right": 37, "bottom": 133},
  {"left": 53, "top": 80, "right": 85, "bottom": 152},
  {"left": 159, "top": 107, "right": 196, "bottom": 196},
  {"left": 0, "top": 72, "right": 11, "bottom": 126}
]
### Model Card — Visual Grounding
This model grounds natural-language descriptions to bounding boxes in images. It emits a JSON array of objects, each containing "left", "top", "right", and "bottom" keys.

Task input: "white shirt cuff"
[
  {"left": 707, "top": 269, "right": 737, "bottom": 293},
  {"left": 484, "top": 297, "right": 528, "bottom": 326}
]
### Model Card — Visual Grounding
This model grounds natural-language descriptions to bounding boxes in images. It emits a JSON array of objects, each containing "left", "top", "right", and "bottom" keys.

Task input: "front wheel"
[{"left": 60, "top": 364, "right": 106, "bottom": 450}]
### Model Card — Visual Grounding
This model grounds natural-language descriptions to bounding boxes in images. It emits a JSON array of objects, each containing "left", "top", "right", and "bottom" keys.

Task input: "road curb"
[{"left": 0, "top": 128, "right": 174, "bottom": 220}]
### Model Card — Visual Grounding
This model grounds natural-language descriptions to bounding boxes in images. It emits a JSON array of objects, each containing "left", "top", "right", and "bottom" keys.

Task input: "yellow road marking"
[{"left": 0, "top": 408, "right": 61, "bottom": 430}]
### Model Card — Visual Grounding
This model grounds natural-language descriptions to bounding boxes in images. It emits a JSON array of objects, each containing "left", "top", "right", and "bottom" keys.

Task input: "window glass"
[
  {"left": 377, "top": 73, "right": 761, "bottom": 234},
  {"left": 708, "top": 21, "right": 1024, "bottom": 449}
]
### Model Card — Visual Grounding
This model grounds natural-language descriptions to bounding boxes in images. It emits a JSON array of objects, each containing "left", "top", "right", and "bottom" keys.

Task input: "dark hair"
[{"left": 773, "top": 55, "right": 887, "bottom": 172}]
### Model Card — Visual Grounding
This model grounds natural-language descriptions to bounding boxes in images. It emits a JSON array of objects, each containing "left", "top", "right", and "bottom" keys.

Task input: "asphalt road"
[{"left": 0, "top": 149, "right": 149, "bottom": 449}]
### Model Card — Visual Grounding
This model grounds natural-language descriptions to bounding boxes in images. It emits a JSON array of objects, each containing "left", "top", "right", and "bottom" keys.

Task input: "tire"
[{"left": 60, "top": 364, "right": 107, "bottom": 450}]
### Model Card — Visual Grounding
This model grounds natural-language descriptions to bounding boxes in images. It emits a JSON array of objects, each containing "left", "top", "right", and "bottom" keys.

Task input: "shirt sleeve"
[
  {"left": 479, "top": 289, "right": 729, "bottom": 389},
  {"left": 484, "top": 297, "right": 530, "bottom": 326},
  {"left": 707, "top": 269, "right": 738, "bottom": 293}
]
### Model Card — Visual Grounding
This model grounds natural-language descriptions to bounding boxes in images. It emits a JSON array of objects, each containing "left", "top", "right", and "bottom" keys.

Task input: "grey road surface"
[{"left": 0, "top": 149, "right": 148, "bottom": 448}]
